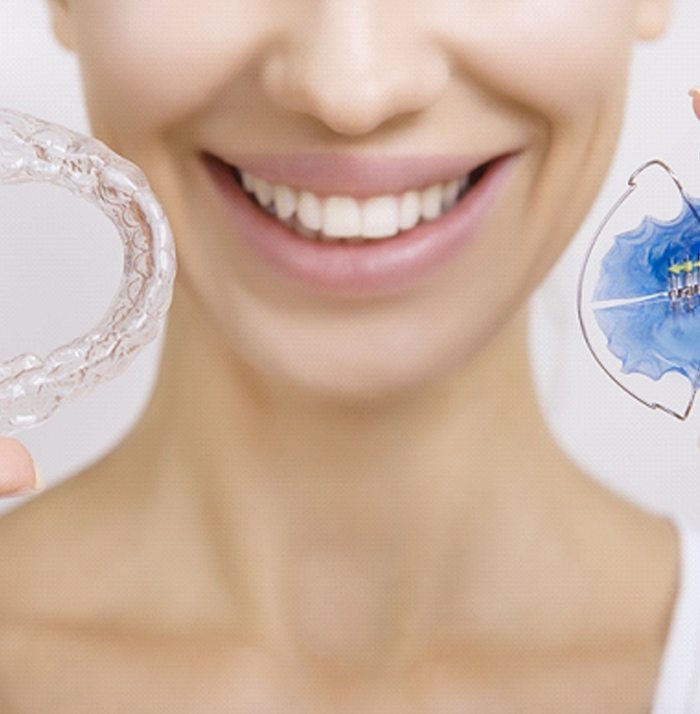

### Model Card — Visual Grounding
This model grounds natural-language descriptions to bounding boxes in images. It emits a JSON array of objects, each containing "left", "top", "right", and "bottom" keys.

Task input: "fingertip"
[
  {"left": 0, "top": 437, "right": 41, "bottom": 497},
  {"left": 690, "top": 88, "right": 700, "bottom": 120}
]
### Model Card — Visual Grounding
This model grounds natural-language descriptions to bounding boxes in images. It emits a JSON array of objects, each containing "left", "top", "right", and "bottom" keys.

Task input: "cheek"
[
  {"left": 436, "top": 0, "right": 636, "bottom": 120},
  {"left": 72, "top": 1, "right": 266, "bottom": 137},
  {"left": 435, "top": 2, "right": 638, "bottom": 287}
]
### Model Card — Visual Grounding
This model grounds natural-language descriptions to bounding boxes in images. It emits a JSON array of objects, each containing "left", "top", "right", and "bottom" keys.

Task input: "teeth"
[
  {"left": 442, "top": 179, "right": 460, "bottom": 212},
  {"left": 274, "top": 184, "right": 298, "bottom": 220},
  {"left": 323, "top": 196, "right": 362, "bottom": 238},
  {"left": 242, "top": 171, "right": 256, "bottom": 193},
  {"left": 421, "top": 184, "right": 443, "bottom": 221},
  {"left": 253, "top": 177, "right": 274, "bottom": 207},
  {"left": 362, "top": 196, "right": 400, "bottom": 239},
  {"left": 298, "top": 191, "right": 323, "bottom": 231},
  {"left": 238, "top": 165, "right": 484, "bottom": 241},
  {"left": 399, "top": 190, "right": 421, "bottom": 231}
]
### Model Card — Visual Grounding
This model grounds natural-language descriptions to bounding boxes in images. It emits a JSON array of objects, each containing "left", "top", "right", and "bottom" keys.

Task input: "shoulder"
[{"left": 0, "top": 462, "right": 149, "bottom": 621}]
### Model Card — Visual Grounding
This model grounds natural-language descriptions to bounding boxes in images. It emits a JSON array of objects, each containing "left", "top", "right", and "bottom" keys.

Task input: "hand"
[
  {"left": 692, "top": 88, "right": 700, "bottom": 120},
  {"left": 0, "top": 438, "right": 43, "bottom": 497}
]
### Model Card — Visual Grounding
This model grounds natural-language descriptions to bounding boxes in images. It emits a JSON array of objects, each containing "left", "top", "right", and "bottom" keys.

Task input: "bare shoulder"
[
  {"left": 0, "top": 448, "right": 239, "bottom": 629},
  {"left": 0, "top": 466, "right": 287, "bottom": 713},
  {"left": 0, "top": 460, "right": 152, "bottom": 622}
]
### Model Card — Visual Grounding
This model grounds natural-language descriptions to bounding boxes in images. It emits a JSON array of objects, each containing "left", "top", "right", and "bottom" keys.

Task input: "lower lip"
[{"left": 203, "top": 152, "right": 518, "bottom": 298}]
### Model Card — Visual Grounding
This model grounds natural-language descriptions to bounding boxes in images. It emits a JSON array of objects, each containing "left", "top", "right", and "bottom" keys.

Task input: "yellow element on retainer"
[{"left": 669, "top": 260, "right": 700, "bottom": 274}]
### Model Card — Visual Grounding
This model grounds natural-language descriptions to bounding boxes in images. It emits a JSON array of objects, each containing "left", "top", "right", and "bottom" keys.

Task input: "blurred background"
[{"left": 1, "top": 0, "right": 699, "bottom": 521}]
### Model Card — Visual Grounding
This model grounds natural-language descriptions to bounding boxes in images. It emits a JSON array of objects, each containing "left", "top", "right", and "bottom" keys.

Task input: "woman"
[{"left": 0, "top": 0, "right": 697, "bottom": 710}]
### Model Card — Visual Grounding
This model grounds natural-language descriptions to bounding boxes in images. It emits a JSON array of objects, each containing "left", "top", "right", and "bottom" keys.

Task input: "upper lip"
[{"left": 203, "top": 151, "right": 512, "bottom": 199}]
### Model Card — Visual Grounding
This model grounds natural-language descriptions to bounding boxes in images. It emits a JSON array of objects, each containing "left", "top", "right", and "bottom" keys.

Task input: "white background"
[{"left": 0, "top": 1, "right": 699, "bottom": 521}]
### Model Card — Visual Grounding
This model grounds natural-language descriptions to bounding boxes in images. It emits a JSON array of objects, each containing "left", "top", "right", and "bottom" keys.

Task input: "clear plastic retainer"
[{"left": 0, "top": 108, "right": 177, "bottom": 436}]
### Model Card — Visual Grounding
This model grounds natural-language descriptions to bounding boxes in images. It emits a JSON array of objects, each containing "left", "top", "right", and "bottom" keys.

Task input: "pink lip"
[
  {"left": 203, "top": 152, "right": 519, "bottom": 298},
  {"left": 209, "top": 152, "right": 498, "bottom": 199}
]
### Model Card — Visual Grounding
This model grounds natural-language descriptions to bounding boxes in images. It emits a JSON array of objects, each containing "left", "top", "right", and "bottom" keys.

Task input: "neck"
[{"left": 114, "top": 282, "right": 627, "bottom": 677}]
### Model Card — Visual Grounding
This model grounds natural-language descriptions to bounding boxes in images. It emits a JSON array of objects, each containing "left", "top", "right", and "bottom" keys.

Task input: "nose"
[{"left": 260, "top": 2, "right": 450, "bottom": 136}]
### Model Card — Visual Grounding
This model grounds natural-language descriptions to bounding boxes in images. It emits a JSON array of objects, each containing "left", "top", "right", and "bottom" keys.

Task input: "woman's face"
[{"left": 50, "top": 0, "right": 670, "bottom": 402}]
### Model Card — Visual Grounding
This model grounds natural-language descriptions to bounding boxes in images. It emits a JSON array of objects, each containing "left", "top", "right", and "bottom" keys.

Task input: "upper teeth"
[{"left": 240, "top": 169, "right": 475, "bottom": 240}]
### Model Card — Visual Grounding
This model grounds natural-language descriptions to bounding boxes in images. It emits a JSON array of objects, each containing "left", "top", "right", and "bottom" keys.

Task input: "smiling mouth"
[
  {"left": 218, "top": 158, "right": 496, "bottom": 244},
  {"left": 203, "top": 149, "right": 519, "bottom": 295}
]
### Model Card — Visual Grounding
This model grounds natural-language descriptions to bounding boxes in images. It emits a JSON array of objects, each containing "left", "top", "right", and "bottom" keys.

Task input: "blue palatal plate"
[{"left": 578, "top": 160, "right": 700, "bottom": 420}]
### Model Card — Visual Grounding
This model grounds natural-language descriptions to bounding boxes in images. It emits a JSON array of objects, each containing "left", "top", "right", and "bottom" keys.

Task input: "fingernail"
[
  {"left": 689, "top": 88, "right": 700, "bottom": 97},
  {"left": 31, "top": 465, "right": 45, "bottom": 492}
]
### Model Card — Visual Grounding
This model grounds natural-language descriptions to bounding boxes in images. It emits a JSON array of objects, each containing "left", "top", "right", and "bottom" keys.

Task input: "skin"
[
  {"left": 0, "top": 439, "right": 40, "bottom": 497},
  {"left": 0, "top": 0, "right": 692, "bottom": 711}
]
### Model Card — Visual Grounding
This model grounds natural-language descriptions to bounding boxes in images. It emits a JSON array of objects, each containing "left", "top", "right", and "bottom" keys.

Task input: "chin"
[{"left": 233, "top": 326, "right": 468, "bottom": 409}]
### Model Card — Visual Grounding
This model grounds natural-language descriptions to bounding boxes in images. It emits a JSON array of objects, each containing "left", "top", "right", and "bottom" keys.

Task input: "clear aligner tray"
[{"left": 0, "top": 108, "right": 176, "bottom": 435}]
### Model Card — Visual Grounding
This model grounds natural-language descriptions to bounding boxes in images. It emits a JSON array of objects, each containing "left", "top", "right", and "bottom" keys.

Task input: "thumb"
[
  {"left": 0, "top": 438, "right": 43, "bottom": 497},
  {"left": 691, "top": 88, "right": 700, "bottom": 121}
]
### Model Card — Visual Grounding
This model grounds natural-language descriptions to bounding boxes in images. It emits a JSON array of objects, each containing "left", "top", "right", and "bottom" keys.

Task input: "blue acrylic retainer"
[{"left": 578, "top": 160, "right": 700, "bottom": 420}]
